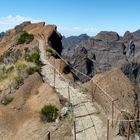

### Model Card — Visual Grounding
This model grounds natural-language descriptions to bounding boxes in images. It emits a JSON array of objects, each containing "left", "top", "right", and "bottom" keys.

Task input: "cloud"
[
  {"left": 0, "top": 15, "right": 41, "bottom": 32},
  {"left": 58, "top": 26, "right": 99, "bottom": 37}
]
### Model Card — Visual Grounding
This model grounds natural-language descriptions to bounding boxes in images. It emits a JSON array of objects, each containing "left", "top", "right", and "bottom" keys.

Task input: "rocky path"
[{"left": 38, "top": 39, "right": 106, "bottom": 140}]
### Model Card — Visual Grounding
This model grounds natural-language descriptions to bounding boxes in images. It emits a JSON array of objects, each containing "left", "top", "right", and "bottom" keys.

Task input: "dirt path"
[{"left": 38, "top": 39, "right": 107, "bottom": 140}]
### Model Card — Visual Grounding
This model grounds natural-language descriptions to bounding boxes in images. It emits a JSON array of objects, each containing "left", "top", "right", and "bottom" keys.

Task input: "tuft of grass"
[
  {"left": 80, "top": 87, "right": 89, "bottom": 94},
  {"left": 65, "top": 112, "right": 73, "bottom": 123},
  {"left": 46, "top": 47, "right": 53, "bottom": 53},
  {"left": 2, "top": 96, "right": 14, "bottom": 105},
  {"left": 26, "top": 65, "right": 41, "bottom": 75},
  {"left": 26, "top": 49, "right": 40, "bottom": 65},
  {"left": 15, "top": 62, "right": 27, "bottom": 70},
  {"left": 0, "top": 74, "right": 7, "bottom": 81},
  {"left": 95, "top": 111, "right": 100, "bottom": 116},
  {"left": 40, "top": 104, "right": 58, "bottom": 122},
  {"left": 13, "top": 75, "right": 23, "bottom": 89},
  {"left": 6, "top": 66, "right": 14, "bottom": 74},
  {"left": 17, "top": 31, "right": 34, "bottom": 44}
]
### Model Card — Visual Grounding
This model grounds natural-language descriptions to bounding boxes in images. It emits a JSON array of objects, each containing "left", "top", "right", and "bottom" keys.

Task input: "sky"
[{"left": 0, "top": 0, "right": 140, "bottom": 36}]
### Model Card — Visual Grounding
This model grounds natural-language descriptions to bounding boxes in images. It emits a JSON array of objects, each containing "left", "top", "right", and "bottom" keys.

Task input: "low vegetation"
[
  {"left": 26, "top": 48, "right": 40, "bottom": 65},
  {"left": 15, "top": 62, "right": 27, "bottom": 70},
  {"left": 41, "top": 104, "right": 58, "bottom": 122},
  {"left": 65, "top": 112, "right": 73, "bottom": 123},
  {"left": 2, "top": 95, "right": 14, "bottom": 105},
  {"left": 17, "top": 31, "right": 34, "bottom": 44},
  {"left": 80, "top": 86, "right": 89, "bottom": 94},
  {"left": 26, "top": 65, "right": 41, "bottom": 75},
  {"left": 0, "top": 74, "right": 7, "bottom": 81},
  {"left": 46, "top": 47, "right": 54, "bottom": 53},
  {"left": 6, "top": 66, "right": 14, "bottom": 74},
  {"left": 13, "top": 75, "right": 23, "bottom": 89}
]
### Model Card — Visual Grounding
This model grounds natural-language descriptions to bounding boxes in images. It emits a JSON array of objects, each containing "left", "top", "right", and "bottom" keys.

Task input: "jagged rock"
[
  {"left": 121, "top": 61, "right": 140, "bottom": 85},
  {"left": 63, "top": 46, "right": 95, "bottom": 82},
  {"left": 122, "top": 31, "right": 134, "bottom": 42},
  {"left": 94, "top": 31, "right": 120, "bottom": 41},
  {"left": 15, "top": 21, "right": 31, "bottom": 33},
  {"left": 133, "top": 29, "right": 140, "bottom": 40},
  {"left": 2, "top": 49, "right": 22, "bottom": 65},
  {"left": 48, "top": 29, "right": 63, "bottom": 56}
]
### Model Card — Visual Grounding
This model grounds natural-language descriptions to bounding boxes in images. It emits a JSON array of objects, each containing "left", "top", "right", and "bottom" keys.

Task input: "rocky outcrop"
[
  {"left": 1, "top": 48, "right": 22, "bottom": 65},
  {"left": 62, "top": 45, "right": 96, "bottom": 82},
  {"left": 48, "top": 28, "right": 63, "bottom": 56},
  {"left": 133, "top": 29, "right": 140, "bottom": 40},
  {"left": 122, "top": 31, "right": 134, "bottom": 42},
  {"left": 94, "top": 31, "right": 120, "bottom": 41},
  {"left": 121, "top": 61, "right": 140, "bottom": 85},
  {"left": 15, "top": 21, "right": 31, "bottom": 33},
  {"left": 122, "top": 30, "right": 140, "bottom": 42}
]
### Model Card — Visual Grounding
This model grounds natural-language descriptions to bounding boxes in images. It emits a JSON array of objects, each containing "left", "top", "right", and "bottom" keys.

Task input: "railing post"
[
  {"left": 111, "top": 101, "right": 114, "bottom": 128},
  {"left": 74, "top": 120, "right": 76, "bottom": 140},
  {"left": 46, "top": 131, "right": 50, "bottom": 140},
  {"left": 53, "top": 58, "right": 56, "bottom": 88},
  {"left": 107, "top": 119, "right": 110, "bottom": 140},
  {"left": 126, "top": 121, "right": 131, "bottom": 140},
  {"left": 68, "top": 84, "right": 70, "bottom": 105},
  {"left": 90, "top": 80, "right": 94, "bottom": 101}
]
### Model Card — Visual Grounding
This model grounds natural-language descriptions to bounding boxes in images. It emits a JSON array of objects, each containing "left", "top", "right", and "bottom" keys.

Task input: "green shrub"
[
  {"left": 17, "top": 31, "right": 34, "bottom": 44},
  {"left": 41, "top": 104, "right": 58, "bottom": 122},
  {"left": 2, "top": 96, "right": 14, "bottom": 105},
  {"left": 13, "top": 75, "right": 23, "bottom": 89},
  {"left": 26, "top": 49, "right": 40, "bottom": 65},
  {"left": 26, "top": 65, "right": 41, "bottom": 75}
]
